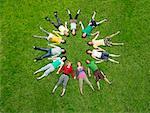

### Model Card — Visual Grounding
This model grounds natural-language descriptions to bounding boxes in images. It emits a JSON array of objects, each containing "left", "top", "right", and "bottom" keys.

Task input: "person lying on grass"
[
  {"left": 87, "top": 31, "right": 124, "bottom": 49},
  {"left": 75, "top": 61, "right": 94, "bottom": 95},
  {"left": 79, "top": 11, "right": 107, "bottom": 38},
  {"left": 45, "top": 12, "right": 69, "bottom": 36},
  {"left": 67, "top": 9, "right": 80, "bottom": 36},
  {"left": 52, "top": 61, "right": 74, "bottom": 97},
  {"left": 86, "top": 49, "right": 120, "bottom": 64},
  {"left": 32, "top": 27, "right": 66, "bottom": 45},
  {"left": 33, "top": 44, "right": 66, "bottom": 62},
  {"left": 34, "top": 56, "right": 67, "bottom": 80},
  {"left": 86, "top": 60, "right": 111, "bottom": 90}
]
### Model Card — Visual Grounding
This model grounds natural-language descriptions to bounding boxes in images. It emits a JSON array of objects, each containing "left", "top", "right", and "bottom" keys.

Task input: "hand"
[
  {"left": 56, "top": 72, "right": 59, "bottom": 74},
  {"left": 74, "top": 76, "right": 76, "bottom": 79}
]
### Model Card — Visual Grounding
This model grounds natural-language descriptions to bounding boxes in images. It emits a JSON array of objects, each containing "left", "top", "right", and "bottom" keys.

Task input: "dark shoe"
[{"left": 45, "top": 16, "right": 50, "bottom": 21}]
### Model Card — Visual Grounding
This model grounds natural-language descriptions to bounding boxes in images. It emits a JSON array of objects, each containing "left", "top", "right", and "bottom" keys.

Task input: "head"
[
  {"left": 66, "top": 61, "right": 72, "bottom": 67},
  {"left": 87, "top": 41, "right": 93, "bottom": 46},
  {"left": 86, "top": 59, "right": 90, "bottom": 64},
  {"left": 77, "top": 61, "right": 82, "bottom": 67},
  {"left": 86, "top": 49, "right": 92, "bottom": 55},
  {"left": 72, "top": 29, "right": 76, "bottom": 36},
  {"left": 61, "top": 56, "right": 67, "bottom": 62},
  {"left": 61, "top": 40, "right": 66, "bottom": 44},
  {"left": 61, "top": 48, "right": 66, "bottom": 54},
  {"left": 64, "top": 30, "right": 69, "bottom": 37},
  {"left": 82, "top": 33, "right": 87, "bottom": 38}
]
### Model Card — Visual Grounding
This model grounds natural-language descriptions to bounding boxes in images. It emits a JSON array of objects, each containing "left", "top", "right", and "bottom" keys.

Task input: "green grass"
[{"left": 1, "top": 0, "right": 150, "bottom": 113}]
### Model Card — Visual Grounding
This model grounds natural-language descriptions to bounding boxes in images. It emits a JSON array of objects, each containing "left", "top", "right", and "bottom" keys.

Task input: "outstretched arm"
[
  {"left": 52, "top": 30, "right": 62, "bottom": 35},
  {"left": 88, "top": 68, "right": 92, "bottom": 77},
  {"left": 91, "top": 31, "right": 100, "bottom": 40},
  {"left": 57, "top": 64, "right": 64, "bottom": 74},
  {"left": 48, "top": 43, "right": 58, "bottom": 48},
  {"left": 53, "top": 31, "right": 62, "bottom": 38},
  {"left": 97, "top": 47, "right": 105, "bottom": 52},
  {"left": 65, "top": 21, "right": 68, "bottom": 28},
  {"left": 95, "top": 60, "right": 104, "bottom": 64},
  {"left": 106, "top": 31, "right": 120, "bottom": 38},
  {"left": 79, "top": 21, "right": 84, "bottom": 30},
  {"left": 92, "top": 55, "right": 101, "bottom": 61}
]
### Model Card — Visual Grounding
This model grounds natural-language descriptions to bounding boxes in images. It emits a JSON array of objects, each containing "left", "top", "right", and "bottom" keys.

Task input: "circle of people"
[{"left": 33, "top": 10, "right": 124, "bottom": 97}]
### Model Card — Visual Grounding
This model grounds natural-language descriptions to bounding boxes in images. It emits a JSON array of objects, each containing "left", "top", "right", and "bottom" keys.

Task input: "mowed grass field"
[{"left": 1, "top": 0, "right": 150, "bottom": 113}]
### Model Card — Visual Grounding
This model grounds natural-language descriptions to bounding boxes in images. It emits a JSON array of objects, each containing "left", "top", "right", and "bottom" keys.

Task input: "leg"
[
  {"left": 67, "top": 9, "right": 73, "bottom": 19},
  {"left": 111, "top": 42, "right": 124, "bottom": 46},
  {"left": 79, "top": 21, "right": 84, "bottom": 30},
  {"left": 92, "top": 11, "right": 96, "bottom": 20},
  {"left": 32, "top": 35, "right": 48, "bottom": 40},
  {"left": 33, "top": 46, "right": 49, "bottom": 52},
  {"left": 79, "top": 78, "right": 83, "bottom": 95},
  {"left": 108, "top": 58, "right": 119, "bottom": 64},
  {"left": 51, "top": 21, "right": 60, "bottom": 29},
  {"left": 54, "top": 13, "right": 62, "bottom": 25},
  {"left": 84, "top": 76, "right": 94, "bottom": 91},
  {"left": 39, "top": 27, "right": 50, "bottom": 35},
  {"left": 37, "top": 65, "right": 55, "bottom": 80},
  {"left": 96, "top": 81, "right": 100, "bottom": 90},
  {"left": 109, "top": 54, "right": 120, "bottom": 57},
  {"left": 61, "top": 76, "right": 69, "bottom": 96},
  {"left": 34, "top": 52, "right": 51, "bottom": 62},
  {"left": 34, "top": 63, "right": 52, "bottom": 74},
  {"left": 104, "top": 77, "right": 111, "bottom": 84},
  {"left": 52, "top": 74, "right": 64, "bottom": 93},
  {"left": 74, "top": 9, "right": 80, "bottom": 19}
]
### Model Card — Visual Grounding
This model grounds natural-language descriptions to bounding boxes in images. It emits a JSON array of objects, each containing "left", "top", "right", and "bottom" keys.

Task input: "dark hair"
[
  {"left": 62, "top": 40, "right": 66, "bottom": 44},
  {"left": 66, "top": 34, "right": 70, "bottom": 37},
  {"left": 61, "top": 48, "right": 66, "bottom": 54}
]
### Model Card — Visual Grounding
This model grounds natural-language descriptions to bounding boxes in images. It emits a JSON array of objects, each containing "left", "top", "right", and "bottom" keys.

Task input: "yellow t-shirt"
[{"left": 50, "top": 36, "right": 62, "bottom": 44}]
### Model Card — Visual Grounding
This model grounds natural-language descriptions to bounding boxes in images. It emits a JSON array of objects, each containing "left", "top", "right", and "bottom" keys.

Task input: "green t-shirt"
[
  {"left": 87, "top": 61, "right": 98, "bottom": 72},
  {"left": 82, "top": 25, "right": 93, "bottom": 36},
  {"left": 52, "top": 57, "right": 64, "bottom": 69}
]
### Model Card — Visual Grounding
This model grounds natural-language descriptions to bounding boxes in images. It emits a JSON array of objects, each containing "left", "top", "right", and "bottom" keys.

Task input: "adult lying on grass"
[
  {"left": 86, "top": 60, "right": 111, "bottom": 90},
  {"left": 34, "top": 56, "right": 67, "bottom": 80},
  {"left": 33, "top": 44, "right": 66, "bottom": 62},
  {"left": 32, "top": 27, "right": 66, "bottom": 45},
  {"left": 52, "top": 61, "right": 74, "bottom": 97},
  {"left": 79, "top": 11, "right": 107, "bottom": 38},
  {"left": 67, "top": 9, "right": 80, "bottom": 36},
  {"left": 75, "top": 61, "right": 94, "bottom": 95},
  {"left": 45, "top": 12, "right": 69, "bottom": 37},
  {"left": 86, "top": 49, "right": 120, "bottom": 64},
  {"left": 88, "top": 31, "right": 124, "bottom": 49}
]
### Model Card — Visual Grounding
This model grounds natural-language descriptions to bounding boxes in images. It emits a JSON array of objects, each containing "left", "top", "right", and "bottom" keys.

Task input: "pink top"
[{"left": 77, "top": 67, "right": 86, "bottom": 79}]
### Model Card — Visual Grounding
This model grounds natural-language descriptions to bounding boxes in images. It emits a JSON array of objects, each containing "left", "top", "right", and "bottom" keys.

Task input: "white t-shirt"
[
  {"left": 58, "top": 25, "right": 69, "bottom": 35},
  {"left": 51, "top": 47, "right": 62, "bottom": 56},
  {"left": 71, "top": 23, "right": 76, "bottom": 30},
  {"left": 92, "top": 50, "right": 102, "bottom": 58}
]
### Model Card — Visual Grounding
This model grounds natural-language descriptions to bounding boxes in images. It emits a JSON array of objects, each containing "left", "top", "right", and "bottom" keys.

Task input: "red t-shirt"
[{"left": 60, "top": 65, "right": 74, "bottom": 78}]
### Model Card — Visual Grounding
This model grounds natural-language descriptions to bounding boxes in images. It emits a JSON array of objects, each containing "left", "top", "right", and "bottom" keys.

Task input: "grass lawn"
[{"left": 1, "top": 0, "right": 150, "bottom": 113}]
